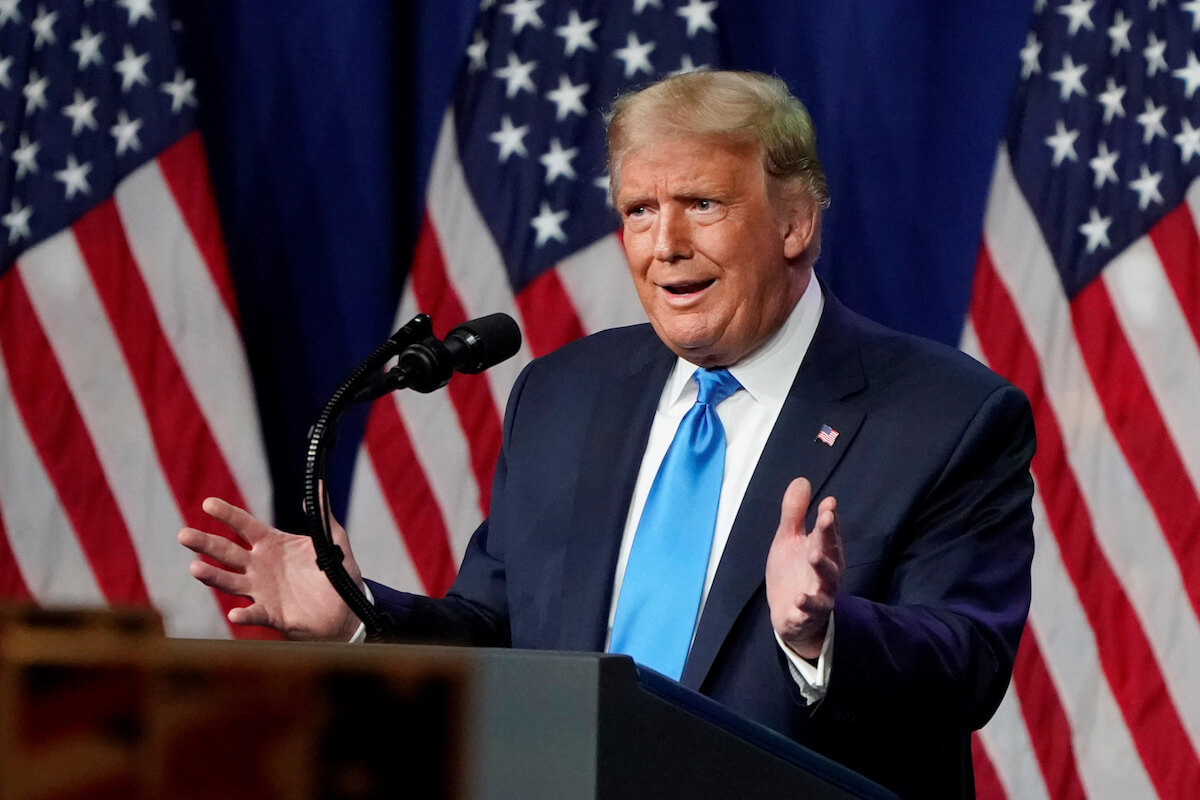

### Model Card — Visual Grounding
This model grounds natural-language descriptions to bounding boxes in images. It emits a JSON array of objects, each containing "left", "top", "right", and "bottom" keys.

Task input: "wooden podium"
[{"left": 0, "top": 606, "right": 897, "bottom": 800}]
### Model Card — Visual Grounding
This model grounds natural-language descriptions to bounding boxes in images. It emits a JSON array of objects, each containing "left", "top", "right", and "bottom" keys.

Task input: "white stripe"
[
  {"left": 556, "top": 233, "right": 647, "bottom": 334},
  {"left": 1101, "top": 217, "right": 1200, "bottom": 493},
  {"left": 1025, "top": 486, "right": 1156, "bottom": 800},
  {"left": 976, "top": 683, "right": 1052, "bottom": 800},
  {"left": 345, "top": 446, "right": 424, "bottom": 594},
  {"left": 983, "top": 146, "right": 1200, "bottom": 752},
  {"left": 0, "top": 347, "right": 104, "bottom": 605},
  {"left": 426, "top": 110, "right": 531, "bottom": 406},
  {"left": 17, "top": 233, "right": 229, "bottom": 639},
  {"left": 114, "top": 158, "right": 273, "bottom": 522}
]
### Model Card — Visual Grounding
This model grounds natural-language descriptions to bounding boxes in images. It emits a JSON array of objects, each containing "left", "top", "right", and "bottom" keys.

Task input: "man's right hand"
[{"left": 178, "top": 497, "right": 363, "bottom": 642}]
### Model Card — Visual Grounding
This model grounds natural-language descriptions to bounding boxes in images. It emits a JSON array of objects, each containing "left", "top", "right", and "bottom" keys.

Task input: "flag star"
[
  {"left": 1057, "top": 0, "right": 1094, "bottom": 36},
  {"left": 71, "top": 25, "right": 105, "bottom": 69},
  {"left": 466, "top": 31, "right": 488, "bottom": 71},
  {"left": 23, "top": 70, "right": 49, "bottom": 114},
  {"left": 63, "top": 90, "right": 99, "bottom": 135},
  {"left": 1136, "top": 98, "right": 1167, "bottom": 144},
  {"left": 1045, "top": 120, "right": 1079, "bottom": 166},
  {"left": 1050, "top": 54, "right": 1087, "bottom": 101},
  {"left": 594, "top": 173, "right": 613, "bottom": 206},
  {"left": 500, "top": 0, "right": 544, "bottom": 35},
  {"left": 1078, "top": 207, "right": 1111, "bottom": 253},
  {"left": 539, "top": 137, "right": 579, "bottom": 183},
  {"left": 161, "top": 68, "right": 197, "bottom": 113},
  {"left": 555, "top": 10, "right": 598, "bottom": 57},
  {"left": 1176, "top": 119, "right": 1200, "bottom": 164},
  {"left": 117, "top": 0, "right": 155, "bottom": 26},
  {"left": 614, "top": 32, "right": 656, "bottom": 79},
  {"left": 1034, "top": 0, "right": 1047, "bottom": 11},
  {"left": 0, "top": 0, "right": 20, "bottom": 28},
  {"left": 1019, "top": 33, "right": 1042, "bottom": 79},
  {"left": 110, "top": 109, "right": 143, "bottom": 155},
  {"left": 1149, "top": 0, "right": 1166, "bottom": 9},
  {"left": 0, "top": 55, "right": 11, "bottom": 88},
  {"left": 530, "top": 201, "right": 568, "bottom": 246},
  {"left": 1107, "top": 9, "right": 1131, "bottom": 56},
  {"left": 12, "top": 134, "right": 39, "bottom": 179},
  {"left": 672, "top": 54, "right": 708, "bottom": 76},
  {"left": 32, "top": 4, "right": 58, "bottom": 49},
  {"left": 676, "top": 0, "right": 718, "bottom": 38},
  {"left": 1174, "top": 52, "right": 1200, "bottom": 100},
  {"left": 494, "top": 52, "right": 537, "bottom": 98},
  {"left": 545, "top": 74, "right": 588, "bottom": 120},
  {"left": 54, "top": 154, "right": 92, "bottom": 199},
  {"left": 1144, "top": 33, "right": 1168, "bottom": 77},
  {"left": 489, "top": 115, "right": 529, "bottom": 162},
  {"left": 633, "top": 0, "right": 663, "bottom": 12},
  {"left": 1088, "top": 142, "right": 1119, "bottom": 188},
  {"left": 114, "top": 44, "right": 151, "bottom": 92},
  {"left": 2, "top": 198, "right": 32, "bottom": 243},
  {"left": 1097, "top": 78, "right": 1125, "bottom": 124},
  {"left": 1129, "top": 165, "right": 1163, "bottom": 211},
  {"left": 1186, "top": 0, "right": 1200, "bottom": 32}
]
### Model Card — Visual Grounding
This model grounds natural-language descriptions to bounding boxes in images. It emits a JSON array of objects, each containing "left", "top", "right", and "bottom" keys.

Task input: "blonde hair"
[{"left": 605, "top": 70, "right": 830, "bottom": 209}]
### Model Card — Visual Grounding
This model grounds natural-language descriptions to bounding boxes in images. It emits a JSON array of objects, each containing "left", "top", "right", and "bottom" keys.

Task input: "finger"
[
  {"left": 774, "top": 477, "right": 812, "bottom": 542},
  {"left": 809, "top": 495, "right": 844, "bottom": 565},
  {"left": 178, "top": 528, "right": 250, "bottom": 571},
  {"left": 227, "top": 604, "right": 271, "bottom": 628},
  {"left": 201, "top": 497, "right": 265, "bottom": 544},
  {"left": 188, "top": 559, "right": 251, "bottom": 597}
]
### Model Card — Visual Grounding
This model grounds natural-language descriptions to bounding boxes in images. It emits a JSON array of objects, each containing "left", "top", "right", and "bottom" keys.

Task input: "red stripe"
[
  {"left": 0, "top": 497, "right": 33, "bottom": 601},
  {"left": 1148, "top": 200, "right": 1200, "bottom": 349},
  {"left": 408, "top": 215, "right": 504, "bottom": 513},
  {"left": 1071, "top": 278, "right": 1200, "bottom": 622},
  {"left": 1012, "top": 625, "right": 1087, "bottom": 800},
  {"left": 0, "top": 270, "right": 151, "bottom": 605},
  {"left": 72, "top": 200, "right": 278, "bottom": 640},
  {"left": 155, "top": 132, "right": 241, "bottom": 327},
  {"left": 363, "top": 398, "right": 458, "bottom": 596},
  {"left": 971, "top": 247, "right": 1200, "bottom": 799},
  {"left": 515, "top": 267, "right": 586, "bottom": 356},
  {"left": 971, "top": 733, "right": 1008, "bottom": 800}
]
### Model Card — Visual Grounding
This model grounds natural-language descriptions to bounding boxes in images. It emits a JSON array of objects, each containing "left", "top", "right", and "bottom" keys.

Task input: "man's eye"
[
  {"left": 627, "top": 206, "right": 646, "bottom": 217},
  {"left": 695, "top": 199, "right": 713, "bottom": 211}
]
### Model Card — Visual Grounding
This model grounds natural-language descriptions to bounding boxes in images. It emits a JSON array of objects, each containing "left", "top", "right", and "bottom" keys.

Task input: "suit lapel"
[
  {"left": 556, "top": 332, "right": 675, "bottom": 652},
  {"left": 681, "top": 294, "right": 868, "bottom": 690}
]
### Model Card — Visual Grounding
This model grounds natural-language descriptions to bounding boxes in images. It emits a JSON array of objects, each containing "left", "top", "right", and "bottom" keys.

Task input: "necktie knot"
[{"left": 694, "top": 368, "right": 741, "bottom": 408}]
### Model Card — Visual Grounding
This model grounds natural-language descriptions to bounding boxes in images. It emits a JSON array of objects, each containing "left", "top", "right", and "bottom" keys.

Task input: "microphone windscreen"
[{"left": 446, "top": 313, "right": 522, "bottom": 374}]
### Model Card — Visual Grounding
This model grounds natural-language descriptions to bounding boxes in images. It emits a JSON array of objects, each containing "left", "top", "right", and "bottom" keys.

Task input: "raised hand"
[
  {"left": 178, "top": 497, "right": 362, "bottom": 642},
  {"left": 765, "top": 477, "right": 844, "bottom": 659}
]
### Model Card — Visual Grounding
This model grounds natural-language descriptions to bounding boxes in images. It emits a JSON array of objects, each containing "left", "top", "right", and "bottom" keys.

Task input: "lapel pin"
[{"left": 815, "top": 424, "right": 839, "bottom": 447}]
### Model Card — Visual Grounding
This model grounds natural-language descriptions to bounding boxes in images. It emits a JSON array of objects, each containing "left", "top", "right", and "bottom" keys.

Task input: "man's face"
[{"left": 615, "top": 136, "right": 816, "bottom": 367}]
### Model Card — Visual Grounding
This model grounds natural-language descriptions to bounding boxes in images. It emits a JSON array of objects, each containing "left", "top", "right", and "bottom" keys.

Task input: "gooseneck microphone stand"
[{"left": 303, "top": 313, "right": 433, "bottom": 643}]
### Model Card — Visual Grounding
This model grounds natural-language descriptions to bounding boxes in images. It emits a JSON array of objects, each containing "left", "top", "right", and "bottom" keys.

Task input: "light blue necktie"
[{"left": 610, "top": 367, "right": 742, "bottom": 679}]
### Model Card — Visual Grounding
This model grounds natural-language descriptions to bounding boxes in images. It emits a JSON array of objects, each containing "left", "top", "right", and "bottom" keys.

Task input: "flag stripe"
[
  {"left": 1154, "top": 187, "right": 1200, "bottom": 350},
  {"left": 554, "top": 232, "right": 647, "bottom": 333},
  {"left": 971, "top": 733, "right": 1008, "bottom": 800},
  {"left": 114, "top": 145, "right": 272, "bottom": 521},
  {"left": 343, "top": 451, "right": 425, "bottom": 593},
  {"left": 363, "top": 398, "right": 458, "bottom": 596},
  {"left": 1012, "top": 626, "right": 1088, "bottom": 800},
  {"left": 0, "top": 502, "right": 31, "bottom": 602},
  {"left": 154, "top": 131, "right": 242, "bottom": 328},
  {"left": 514, "top": 266, "right": 586, "bottom": 357},
  {"left": 0, "top": 270, "right": 151, "bottom": 605},
  {"left": 971, "top": 245, "right": 1200, "bottom": 798}
]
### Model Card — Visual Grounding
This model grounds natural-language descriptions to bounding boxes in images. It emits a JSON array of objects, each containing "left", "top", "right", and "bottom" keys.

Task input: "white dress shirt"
[{"left": 605, "top": 269, "right": 833, "bottom": 702}]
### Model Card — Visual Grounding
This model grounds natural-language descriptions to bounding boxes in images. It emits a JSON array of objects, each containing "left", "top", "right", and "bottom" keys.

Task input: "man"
[{"left": 181, "top": 71, "right": 1035, "bottom": 799}]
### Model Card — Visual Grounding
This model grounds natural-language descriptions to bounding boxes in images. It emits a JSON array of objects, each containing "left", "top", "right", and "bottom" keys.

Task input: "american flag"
[
  {"left": 964, "top": 1, "right": 1200, "bottom": 797},
  {"left": 0, "top": 0, "right": 273, "bottom": 638},
  {"left": 343, "top": 0, "right": 721, "bottom": 596}
]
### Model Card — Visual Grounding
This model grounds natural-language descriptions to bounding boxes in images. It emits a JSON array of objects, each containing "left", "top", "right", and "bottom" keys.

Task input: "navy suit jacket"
[{"left": 370, "top": 289, "right": 1035, "bottom": 799}]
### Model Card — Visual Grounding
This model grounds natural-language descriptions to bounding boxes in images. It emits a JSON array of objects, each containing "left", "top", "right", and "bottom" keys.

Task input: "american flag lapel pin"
[{"left": 815, "top": 424, "right": 839, "bottom": 447}]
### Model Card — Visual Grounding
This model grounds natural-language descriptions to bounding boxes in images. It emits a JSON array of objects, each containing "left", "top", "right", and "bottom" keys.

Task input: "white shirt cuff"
[
  {"left": 347, "top": 581, "right": 375, "bottom": 643},
  {"left": 773, "top": 613, "right": 835, "bottom": 705}
]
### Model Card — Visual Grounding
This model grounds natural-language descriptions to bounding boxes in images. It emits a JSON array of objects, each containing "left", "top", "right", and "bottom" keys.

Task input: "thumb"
[{"left": 775, "top": 477, "right": 813, "bottom": 542}]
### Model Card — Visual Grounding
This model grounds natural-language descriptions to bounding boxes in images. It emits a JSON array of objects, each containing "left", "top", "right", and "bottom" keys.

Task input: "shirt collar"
[{"left": 662, "top": 269, "right": 824, "bottom": 410}]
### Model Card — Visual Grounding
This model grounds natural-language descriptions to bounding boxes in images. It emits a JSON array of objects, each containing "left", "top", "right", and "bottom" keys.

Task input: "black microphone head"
[{"left": 445, "top": 313, "right": 522, "bottom": 374}]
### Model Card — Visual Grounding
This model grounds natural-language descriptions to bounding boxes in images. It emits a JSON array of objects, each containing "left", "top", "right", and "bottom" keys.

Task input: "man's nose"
[{"left": 653, "top": 207, "right": 693, "bottom": 262}]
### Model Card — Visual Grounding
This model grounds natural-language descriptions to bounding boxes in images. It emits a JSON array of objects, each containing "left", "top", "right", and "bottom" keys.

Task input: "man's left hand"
[{"left": 765, "top": 477, "right": 844, "bottom": 659}]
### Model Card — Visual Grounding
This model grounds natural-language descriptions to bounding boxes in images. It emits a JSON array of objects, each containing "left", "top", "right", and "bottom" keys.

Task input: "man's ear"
[{"left": 782, "top": 194, "right": 819, "bottom": 262}]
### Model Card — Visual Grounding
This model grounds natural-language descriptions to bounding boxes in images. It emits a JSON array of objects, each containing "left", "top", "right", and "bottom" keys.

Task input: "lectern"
[{"left": 0, "top": 606, "right": 897, "bottom": 799}]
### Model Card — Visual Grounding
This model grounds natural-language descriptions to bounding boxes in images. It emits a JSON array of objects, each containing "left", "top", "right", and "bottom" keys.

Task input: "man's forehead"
[{"left": 615, "top": 139, "right": 763, "bottom": 196}]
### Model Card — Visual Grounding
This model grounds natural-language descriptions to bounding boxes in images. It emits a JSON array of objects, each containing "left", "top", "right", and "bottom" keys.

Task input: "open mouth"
[{"left": 663, "top": 279, "right": 715, "bottom": 295}]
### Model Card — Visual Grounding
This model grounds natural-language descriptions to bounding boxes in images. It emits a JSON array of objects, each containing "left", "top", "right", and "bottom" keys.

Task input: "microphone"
[{"left": 356, "top": 313, "right": 522, "bottom": 400}]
